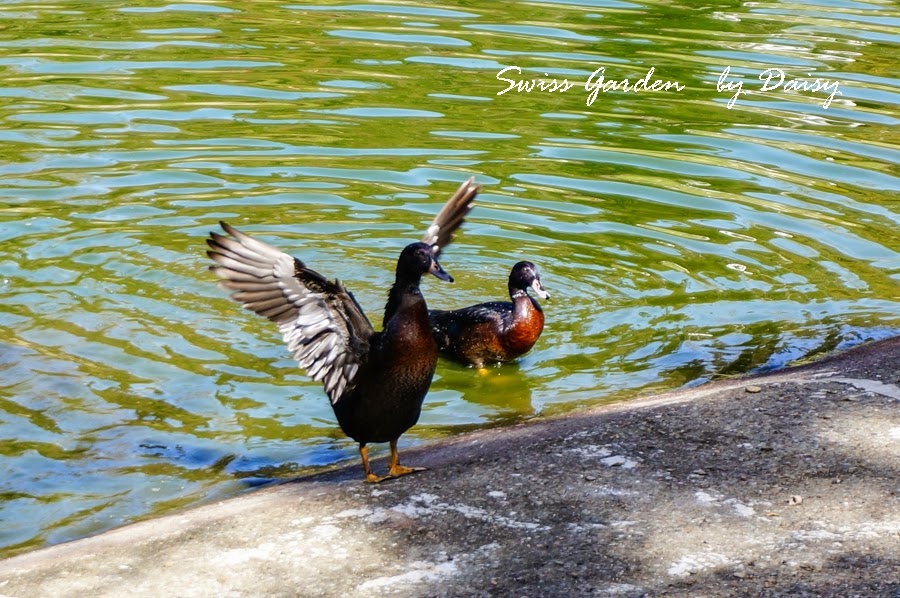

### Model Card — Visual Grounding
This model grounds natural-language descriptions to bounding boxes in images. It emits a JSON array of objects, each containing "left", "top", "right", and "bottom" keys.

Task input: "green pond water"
[{"left": 0, "top": 0, "right": 898, "bottom": 556}]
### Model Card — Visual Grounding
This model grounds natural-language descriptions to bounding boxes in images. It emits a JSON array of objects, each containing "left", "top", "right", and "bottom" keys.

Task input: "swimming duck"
[
  {"left": 429, "top": 261, "right": 549, "bottom": 368},
  {"left": 207, "top": 178, "right": 479, "bottom": 482}
]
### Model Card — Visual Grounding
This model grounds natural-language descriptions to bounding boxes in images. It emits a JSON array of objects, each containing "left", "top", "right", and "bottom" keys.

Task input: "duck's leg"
[
  {"left": 387, "top": 439, "right": 427, "bottom": 478},
  {"left": 359, "top": 444, "right": 388, "bottom": 484}
]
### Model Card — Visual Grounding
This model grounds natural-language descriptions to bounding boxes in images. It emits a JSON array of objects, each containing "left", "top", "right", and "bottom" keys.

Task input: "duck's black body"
[
  {"left": 430, "top": 261, "right": 549, "bottom": 368},
  {"left": 332, "top": 251, "right": 439, "bottom": 446},
  {"left": 207, "top": 178, "right": 478, "bottom": 482}
]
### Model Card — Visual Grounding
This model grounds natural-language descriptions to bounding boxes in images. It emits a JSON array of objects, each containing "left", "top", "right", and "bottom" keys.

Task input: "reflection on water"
[{"left": 0, "top": 0, "right": 898, "bottom": 556}]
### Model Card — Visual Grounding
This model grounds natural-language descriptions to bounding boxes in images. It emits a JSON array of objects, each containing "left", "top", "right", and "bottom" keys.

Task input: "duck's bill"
[
  {"left": 532, "top": 278, "right": 550, "bottom": 300},
  {"left": 429, "top": 258, "right": 453, "bottom": 282}
]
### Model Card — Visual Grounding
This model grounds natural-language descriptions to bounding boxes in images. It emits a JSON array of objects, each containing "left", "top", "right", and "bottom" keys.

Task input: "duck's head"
[
  {"left": 397, "top": 242, "right": 453, "bottom": 283},
  {"left": 510, "top": 261, "right": 550, "bottom": 300}
]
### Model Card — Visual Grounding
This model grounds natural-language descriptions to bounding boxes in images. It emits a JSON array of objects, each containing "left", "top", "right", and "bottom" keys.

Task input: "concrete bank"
[{"left": 1, "top": 337, "right": 899, "bottom": 597}]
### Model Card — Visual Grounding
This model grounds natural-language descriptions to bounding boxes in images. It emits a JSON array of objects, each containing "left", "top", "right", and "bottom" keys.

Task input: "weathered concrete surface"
[{"left": 1, "top": 337, "right": 899, "bottom": 597}]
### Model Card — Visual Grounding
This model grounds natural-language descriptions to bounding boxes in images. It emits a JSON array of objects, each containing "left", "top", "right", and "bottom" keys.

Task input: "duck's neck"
[
  {"left": 510, "top": 287, "right": 542, "bottom": 316},
  {"left": 383, "top": 277, "right": 425, "bottom": 329}
]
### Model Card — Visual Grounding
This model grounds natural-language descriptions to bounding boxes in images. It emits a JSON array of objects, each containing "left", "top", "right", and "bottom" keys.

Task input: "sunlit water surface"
[{"left": 0, "top": 0, "right": 898, "bottom": 555}]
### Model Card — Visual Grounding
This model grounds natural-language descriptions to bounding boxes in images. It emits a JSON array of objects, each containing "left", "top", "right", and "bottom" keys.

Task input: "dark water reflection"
[{"left": 0, "top": 0, "right": 898, "bottom": 555}]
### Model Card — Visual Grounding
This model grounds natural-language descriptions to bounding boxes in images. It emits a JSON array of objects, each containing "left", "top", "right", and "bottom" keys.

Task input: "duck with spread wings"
[{"left": 206, "top": 178, "right": 478, "bottom": 482}]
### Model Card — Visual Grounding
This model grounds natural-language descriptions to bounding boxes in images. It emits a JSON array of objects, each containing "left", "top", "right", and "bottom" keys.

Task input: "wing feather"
[
  {"left": 207, "top": 221, "right": 374, "bottom": 404},
  {"left": 231, "top": 290, "right": 283, "bottom": 302},
  {"left": 421, "top": 177, "right": 479, "bottom": 257}
]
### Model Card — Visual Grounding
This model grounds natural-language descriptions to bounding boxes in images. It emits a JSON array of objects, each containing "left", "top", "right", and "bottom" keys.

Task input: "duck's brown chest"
[
  {"left": 383, "top": 298, "right": 438, "bottom": 369},
  {"left": 504, "top": 297, "right": 544, "bottom": 356}
]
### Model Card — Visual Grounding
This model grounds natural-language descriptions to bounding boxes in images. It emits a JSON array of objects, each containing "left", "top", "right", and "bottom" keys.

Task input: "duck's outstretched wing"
[
  {"left": 421, "top": 177, "right": 479, "bottom": 257},
  {"left": 207, "top": 221, "right": 374, "bottom": 404}
]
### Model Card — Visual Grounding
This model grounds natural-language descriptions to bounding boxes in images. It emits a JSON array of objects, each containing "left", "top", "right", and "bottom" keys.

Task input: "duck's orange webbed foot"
[
  {"left": 387, "top": 439, "right": 427, "bottom": 479},
  {"left": 359, "top": 444, "right": 386, "bottom": 483},
  {"left": 387, "top": 463, "right": 427, "bottom": 478},
  {"left": 359, "top": 442, "right": 427, "bottom": 483}
]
